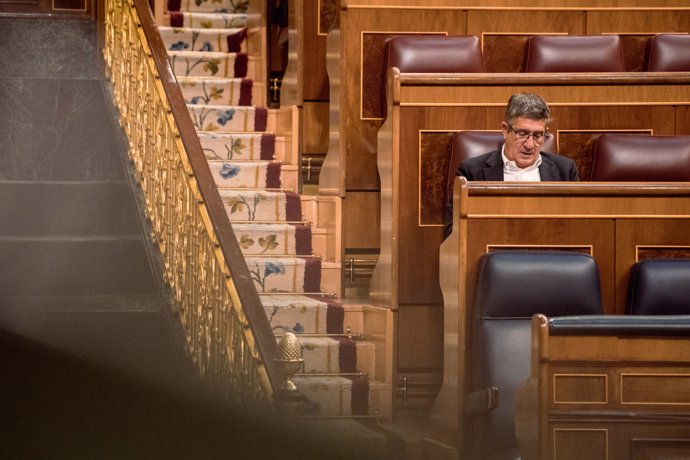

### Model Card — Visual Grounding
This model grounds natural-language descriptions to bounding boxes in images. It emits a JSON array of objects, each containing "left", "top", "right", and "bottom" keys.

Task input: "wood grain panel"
[
  {"left": 621, "top": 374, "right": 690, "bottom": 405},
  {"left": 553, "top": 429, "right": 608, "bottom": 460},
  {"left": 397, "top": 305, "right": 444, "bottom": 371},
  {"left": 469, "top": 10, "right": 585, "bottom": 36},
  {"left": 587, "top": 10, "right": 690, "bottom": 34},
  {"left": 342, "top": 191, "right": 380, "bottom": 249},
  {"left": 302, "top": 101, "right": 329, "bottom": 153},
  {"left": 553, "top": 374, "right": 608, "bottom": 404}
]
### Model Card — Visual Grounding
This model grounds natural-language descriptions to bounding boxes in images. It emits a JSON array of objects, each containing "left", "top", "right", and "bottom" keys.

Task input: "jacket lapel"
[
  {"left": 538, "top": 154, "right": 559, "bottom": 181},
  {"left": 482, "top": 150, "right": 504, "bottom": 180}
]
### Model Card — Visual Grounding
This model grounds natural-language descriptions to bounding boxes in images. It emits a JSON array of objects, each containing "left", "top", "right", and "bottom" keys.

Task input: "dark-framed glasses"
[{"left": 508, "top": 124, "right": 551, "bottom": 144}]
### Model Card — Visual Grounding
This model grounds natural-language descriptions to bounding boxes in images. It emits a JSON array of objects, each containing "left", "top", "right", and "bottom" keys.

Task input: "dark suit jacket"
[
  {"left": 444, "top": 149, "right": 578, "bottom": 237},
  {"left": 458, "top": 149, "right": 579, "bottom": 181}
]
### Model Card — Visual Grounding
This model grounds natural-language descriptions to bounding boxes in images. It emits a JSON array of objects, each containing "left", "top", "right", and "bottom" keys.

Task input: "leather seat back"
[
  {"left": 590, "top": 133, "right": 690, "bottom": 181},
  {"left": 645, "top": 34, "right": 690, "bottom": 71},
  {"left": 627, "top": 259, "right": 690, "bottom": 315},
  {"left": 471, "top": 251, "right": 603, "bottom": 458},
  {"left": 524, "top": 35, "right": 626, "bottom": 72},
  {"left": 382, "top": 35, "right": 484, "bottom": 116}
]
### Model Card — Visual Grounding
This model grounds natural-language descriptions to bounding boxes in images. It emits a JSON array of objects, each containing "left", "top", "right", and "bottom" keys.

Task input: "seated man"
[
  {"left": 459, "top": 93, "right": 578, "bottom": 181},
  {"left": 445, "top": 93, "right": 577, "bottom": 237}
]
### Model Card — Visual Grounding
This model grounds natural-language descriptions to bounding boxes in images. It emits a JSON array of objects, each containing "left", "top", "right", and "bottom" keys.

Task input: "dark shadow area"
[{"left": 0, "top": 324, "right": 368, "bottom": 460}]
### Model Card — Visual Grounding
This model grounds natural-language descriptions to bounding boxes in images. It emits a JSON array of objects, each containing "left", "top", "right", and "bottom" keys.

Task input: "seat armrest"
[{"left": 464, "top": 386, "right": 499, "bottom": 415}]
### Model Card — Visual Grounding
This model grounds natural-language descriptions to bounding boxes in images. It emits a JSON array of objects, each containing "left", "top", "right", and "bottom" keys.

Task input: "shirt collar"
[{"left": 501, "top": 144, "right": 542, "bottom": 173}]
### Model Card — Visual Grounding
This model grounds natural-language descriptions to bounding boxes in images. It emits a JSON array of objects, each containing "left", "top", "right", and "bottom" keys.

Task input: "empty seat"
[
  {"left": 645, "top": 34, "right": 690, "bottom": 71},
  {"left": 627, "top": 259, "right": 690, "bottom": 315},
  {"left": 468, "top": 250, "right": 603, "bottom": 459},
  {"left": 590, "top": 133, "right": 690, "bottom": 181},
  {"left": 523, "top": 35, "right": 626, "bottom": 72},
  {"left": 382, "top": 35, "right": 484, "bottom": 115}
]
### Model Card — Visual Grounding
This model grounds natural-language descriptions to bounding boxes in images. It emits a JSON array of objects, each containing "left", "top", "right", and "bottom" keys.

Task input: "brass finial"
[{"left": 275, "top": 332, "right": 304, "bottom": 392}]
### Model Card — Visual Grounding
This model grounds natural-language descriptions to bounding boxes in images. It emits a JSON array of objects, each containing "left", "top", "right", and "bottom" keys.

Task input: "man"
[
  {"left": 445, "top": 93, "right": 577, "bottom": 237},
  {"left": 458, "top": 93, "right": 578, "bottom": 181}
]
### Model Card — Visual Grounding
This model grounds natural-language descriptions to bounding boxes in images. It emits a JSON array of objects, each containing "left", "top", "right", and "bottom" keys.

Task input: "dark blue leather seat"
[
  {"left": 627, "top": 259, "right": 690, "bottom": 315},
  {"left": 469, "top": 250, "right": 603, "bottom": 459}
]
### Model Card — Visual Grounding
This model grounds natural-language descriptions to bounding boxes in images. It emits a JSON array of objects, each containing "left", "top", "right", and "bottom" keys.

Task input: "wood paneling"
[
  {"left": 517, "top": 315, "right": 690, "bottom": 460},
  {"left": 325, "top": 3, "right": 690, "bottom": 197},
  {"left": 302, "top": 101, "right": 329, "bottom": 153},
  {"left": 372, "top": 72, "right": 690, "bottom": 311},
  {"left": 342, "top": 191, "right": 380, "bottom": 249},
  {"left": 397, "top": 305, "right": 444, "bottom": 372}
]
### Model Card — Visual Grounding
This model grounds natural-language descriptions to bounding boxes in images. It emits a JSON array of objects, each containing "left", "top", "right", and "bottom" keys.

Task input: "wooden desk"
[
  {"left": 516, "top": 314, "right": 690, "bottom": 460},
  {"left": 431, "top": 180, "right": 690, "bottom": 437}
]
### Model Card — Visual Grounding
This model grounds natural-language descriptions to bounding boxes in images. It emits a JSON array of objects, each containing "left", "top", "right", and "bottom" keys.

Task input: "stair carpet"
[{"left": 159, "top": 0, "right": 380, "bottom": 417}]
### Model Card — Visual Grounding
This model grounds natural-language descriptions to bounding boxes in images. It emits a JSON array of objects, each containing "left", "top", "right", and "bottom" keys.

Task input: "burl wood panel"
[
  {"left": 419, "top": 131, "right": 456, "bottom": 226},
  {"left": 304, "top": 0, "right": 329, "bottom": 101}
]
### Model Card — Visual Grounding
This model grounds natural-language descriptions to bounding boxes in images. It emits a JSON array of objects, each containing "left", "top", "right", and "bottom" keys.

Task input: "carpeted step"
[
  {"left": 169, "top": 11, "right": 247, "bottom": 29},
  {"left": 207, "top": 160, "right": 281, "bottom": 189},
  {"left": 187, "top": 104, "right": 269, "bottom": 131},
  {"left": 260, "top": 294, "right": 344, "bottom": 335},
  {"left": 233, "top": 223, "right": 312, "bottom": 256},
  {"left": 199, "top": 132, "right": 275, "bottom": 161},
  {"left": 294, "top": 376, "right": 370, "bottom": 416},
  {"left": 159, "top": 26, "right": 247, "bottom": 53},
  {"left": 169, "top": 51, "right": 252, "bottom": 78},
  {"left": 245, "top": 256, "right": 321, "bottom": 294},
  {"left": 177, "top": 77, "right": 257, "bottom": 106},
  {"left": 158, "top": 0, "right": 380, "bottom": 419},
  {"left": 218, "top": 189, "right": 302, "bottom": 222},
  {"left": 167, "top": 0, "right": 247, "bottom": 14}
]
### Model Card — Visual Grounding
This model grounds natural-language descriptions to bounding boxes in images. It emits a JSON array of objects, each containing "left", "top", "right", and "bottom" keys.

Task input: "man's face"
[{"left": 501, "top": 117, "right": 547, "bottom": 169}]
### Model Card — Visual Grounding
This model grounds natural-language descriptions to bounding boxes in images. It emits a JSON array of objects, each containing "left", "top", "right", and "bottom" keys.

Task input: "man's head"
[{"left": 501, "top": 93, "right": 551, "bottom": 169}]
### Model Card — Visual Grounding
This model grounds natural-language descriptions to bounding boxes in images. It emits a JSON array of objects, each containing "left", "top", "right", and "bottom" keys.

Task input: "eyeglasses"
[{"left": 508, "top": 124, "right": 551, "bottom": 144}]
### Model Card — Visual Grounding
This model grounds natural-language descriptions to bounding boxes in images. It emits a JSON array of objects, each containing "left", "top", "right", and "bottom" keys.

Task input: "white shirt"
[{"left": 502, "top": 145, "right": 542, "bottom": 181}]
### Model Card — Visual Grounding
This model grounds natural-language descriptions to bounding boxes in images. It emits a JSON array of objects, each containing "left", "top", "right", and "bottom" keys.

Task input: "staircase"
[{"left": 155, "top": 0, "right": 389, "bottom": 419}]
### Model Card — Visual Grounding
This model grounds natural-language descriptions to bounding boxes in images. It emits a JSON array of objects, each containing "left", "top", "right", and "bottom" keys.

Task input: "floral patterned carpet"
[{"left": 159, "top": 0, "right": 371, "bottom": 416}]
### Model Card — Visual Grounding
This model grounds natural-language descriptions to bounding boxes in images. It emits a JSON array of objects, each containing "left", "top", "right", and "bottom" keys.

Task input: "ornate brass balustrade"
[{"left": 102, "top": 0, "right": 278, "bottom": 404}]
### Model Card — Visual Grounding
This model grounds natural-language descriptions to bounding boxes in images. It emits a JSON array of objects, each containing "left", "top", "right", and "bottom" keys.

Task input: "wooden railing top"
[
  {"left": 462, "top": 180, "right": 690, "bottom": 197},
  {"left": 342, "top": 0, "right": 690, "bottom": 10},
  {"left": 132, "top": 0, "right": 280, "bottom": 390},
  {"left": 397, "top": 71, "right": 690, "bottom": 87}
]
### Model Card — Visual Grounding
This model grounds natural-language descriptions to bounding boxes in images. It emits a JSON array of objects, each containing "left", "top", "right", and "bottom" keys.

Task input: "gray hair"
[{"left": 504, "top": 93, "right": 552, "bottom": 126}]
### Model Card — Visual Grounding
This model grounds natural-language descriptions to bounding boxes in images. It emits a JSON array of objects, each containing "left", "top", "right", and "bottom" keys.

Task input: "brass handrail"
[{"left": 102, "top": 0, "right": 279, "bottom": 403}]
